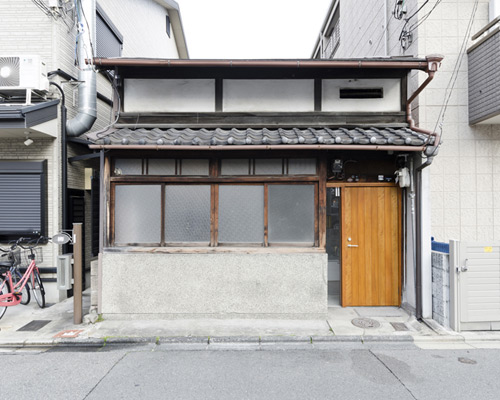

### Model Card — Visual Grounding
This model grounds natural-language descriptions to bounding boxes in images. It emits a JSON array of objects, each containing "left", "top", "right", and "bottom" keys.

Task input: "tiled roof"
[{"left": 93, "top": 127, "right": 431, "bottom": 147}]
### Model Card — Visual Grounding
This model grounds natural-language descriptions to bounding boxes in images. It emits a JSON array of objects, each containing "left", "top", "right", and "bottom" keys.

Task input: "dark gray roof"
[
  {"left": 93, "top": 127, "right": 431, "bottom": 147},
  {"left": 0, "top": 99, "right": 59, "bottom": 129}
]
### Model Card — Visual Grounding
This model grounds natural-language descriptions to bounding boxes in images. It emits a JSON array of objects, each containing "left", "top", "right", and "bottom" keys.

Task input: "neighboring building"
[
  {"left": 0, "top": 0, "right": 188, "bottom": 303},
  {"left": 313, "top": 0, "right": 500, "bottom": 327},
  {"left": 85, "top": 56, "right": 440, "bottom": 319}
]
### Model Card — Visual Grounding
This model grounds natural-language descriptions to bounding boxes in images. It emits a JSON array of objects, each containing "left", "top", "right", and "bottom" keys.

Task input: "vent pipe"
[{"left": 67, "top": 0, "right": 97, "bottom": 137}]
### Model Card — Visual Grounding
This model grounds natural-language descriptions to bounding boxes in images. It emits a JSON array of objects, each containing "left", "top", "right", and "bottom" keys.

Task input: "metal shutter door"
[{"left": 0, "top": 174, "right": 41, "bottom": 233}]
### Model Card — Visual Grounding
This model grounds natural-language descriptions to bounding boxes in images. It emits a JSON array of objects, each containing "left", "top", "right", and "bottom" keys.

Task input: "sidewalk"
[{"left": 1, "top": 290, "right": 499, "bottom": 350}]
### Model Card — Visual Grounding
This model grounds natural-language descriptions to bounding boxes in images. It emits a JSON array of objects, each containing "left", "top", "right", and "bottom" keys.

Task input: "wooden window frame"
[{"left": 109, "top": 156, "right": 324, "bottom": 250}]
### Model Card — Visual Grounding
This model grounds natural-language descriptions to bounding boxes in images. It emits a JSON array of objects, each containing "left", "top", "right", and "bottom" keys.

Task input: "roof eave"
[{"left": 88, "top": 144, "right": 425, "bottom": 152}]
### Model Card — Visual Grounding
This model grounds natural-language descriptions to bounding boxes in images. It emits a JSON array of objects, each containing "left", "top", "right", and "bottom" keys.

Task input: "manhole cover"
[
  {"left": 390, "top": 322, "right": 409, "bottom": 331},
  {"left": 17, "top": 320, "right": 51, "bottom": 332},
  {"left": 351, "top": 318, "right": 380, "bottom": 329}
]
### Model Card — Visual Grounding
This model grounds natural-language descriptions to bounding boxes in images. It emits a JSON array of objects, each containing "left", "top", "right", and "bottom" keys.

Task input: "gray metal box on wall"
[{"left": 57, "top": 254, "right": 72, "bottom": 290}]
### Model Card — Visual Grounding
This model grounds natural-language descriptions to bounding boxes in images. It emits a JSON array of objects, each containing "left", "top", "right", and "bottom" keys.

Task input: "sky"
[{"left": 176, "top": 0, "right": 332, "bottom": 59}]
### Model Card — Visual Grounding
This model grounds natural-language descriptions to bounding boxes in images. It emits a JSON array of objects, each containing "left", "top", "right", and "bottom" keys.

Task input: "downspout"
[
  {"left": 49, "top": 82, "right": 68, "bottom": 236},
  {"left": 66, "top": 0, "right": 97, "bottom": 137},
  {"left": 406, "top": 55, "right": 442, "bottom": 320}
]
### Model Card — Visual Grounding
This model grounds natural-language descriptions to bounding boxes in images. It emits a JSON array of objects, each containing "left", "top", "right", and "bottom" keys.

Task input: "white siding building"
[{"left": 0, "top": 0, "right": 188, "bottom": 304}]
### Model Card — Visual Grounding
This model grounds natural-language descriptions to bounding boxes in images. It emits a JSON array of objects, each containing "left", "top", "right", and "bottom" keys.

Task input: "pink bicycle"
[{"left": 0, "top": 237, "right": 46, "bottom": 319}]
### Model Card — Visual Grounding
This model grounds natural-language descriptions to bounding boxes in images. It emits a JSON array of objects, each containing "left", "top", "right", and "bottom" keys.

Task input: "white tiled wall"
[{"left": 334, "top": 0, "right": 499, "bottom": 243}]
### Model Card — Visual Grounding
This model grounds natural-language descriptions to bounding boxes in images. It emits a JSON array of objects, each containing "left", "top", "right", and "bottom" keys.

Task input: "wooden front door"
[{"left": 342, "top": 185, "right": 401, "bottom": 306}]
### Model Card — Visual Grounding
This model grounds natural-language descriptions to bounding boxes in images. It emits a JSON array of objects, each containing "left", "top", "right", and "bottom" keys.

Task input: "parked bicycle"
[{"left": 0, "top": 237, "right": 47, "bottom": 319}]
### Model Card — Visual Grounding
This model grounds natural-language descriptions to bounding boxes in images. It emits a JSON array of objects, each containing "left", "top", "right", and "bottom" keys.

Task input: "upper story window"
[
  {"left": 96, "top": 4, "right": 123, "bottom": 58},
  {"left": 166, "top": 14, "right": 171, "bottom": 38}
]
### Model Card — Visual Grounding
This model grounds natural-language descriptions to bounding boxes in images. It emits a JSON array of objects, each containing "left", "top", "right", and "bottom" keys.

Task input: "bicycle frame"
[{"left": 0, "top": 258, "right": 37, "bottom": 306}]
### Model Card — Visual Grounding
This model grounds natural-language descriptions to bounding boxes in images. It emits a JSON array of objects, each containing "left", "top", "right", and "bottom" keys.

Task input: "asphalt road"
[{"left": 1, "top": 344, "right": 498, "bottom": 400}]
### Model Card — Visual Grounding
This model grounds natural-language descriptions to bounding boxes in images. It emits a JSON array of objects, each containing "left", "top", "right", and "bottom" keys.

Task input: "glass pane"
[
  {"left": 269, "top": 185, "right": 315, "bottom": 243},
  {"left": 326, "top": 188, "right": 341, "bottom": 305},
  {"left": 165, "top": 185, "right": 211, "bottom": 242},
  {"left": 219, "top": 185, "right": 264, "bottom": 243},
  {"left": 114, "top": 185, "right": 161, "bottom": 244},
  {"left": 288, "top": 158, "right": 317, "bottom": 175},
  {"left": 148, "top": 159, "right": 176, "bottom": 175},
  {"left": 221, "top": 159, "right": 250, "bottom": 175},
  {"left": 181, "top": 159, "right": 209, "bottom": 175},
  {"left": 255, "top": 159, "right": 283, "bottom": 175},
  {"left": 114, "top": 159, "right": 142, "bottom": 175}
]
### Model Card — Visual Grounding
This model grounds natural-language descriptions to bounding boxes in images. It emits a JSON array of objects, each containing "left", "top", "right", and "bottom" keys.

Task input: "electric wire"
[
  {"left": 77, "top": 0, "right": 96, "bottom": 71},
  {"left": 408, "top": 0, "right": 443, "bottom": 33},
  {"left": 95, "top": 76, "right": 121, "bottom": 138},
  {"left": 427, "top": 0, "right": 479, "bottom": 156}
]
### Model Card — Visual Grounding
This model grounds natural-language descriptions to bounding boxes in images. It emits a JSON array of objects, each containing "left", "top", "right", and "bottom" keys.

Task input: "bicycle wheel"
[
  {"left": 0, "top": 276, "right": 11, "bottom": 320},
  {"left": 32, "top": 270, "right": 45, "bottom": 308},
  {"left": 13, "top": 269, "right": 30, "bottom": 305}
]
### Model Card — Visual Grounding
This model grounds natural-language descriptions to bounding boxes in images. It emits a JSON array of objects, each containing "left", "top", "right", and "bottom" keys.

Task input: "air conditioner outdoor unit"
[{"left": 0, "top": 55, "right": 49, "bottom": 92}]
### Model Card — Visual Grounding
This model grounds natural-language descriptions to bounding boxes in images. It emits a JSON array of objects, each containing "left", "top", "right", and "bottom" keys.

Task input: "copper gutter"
[
  {"left": 92, "top": 58, "right": 433, "bottom": 71},
  {"left": 89, "top": 144, "right": 424, "bottom": 152},
  {"left": 406, "top": 55, "right": 443, "bottom": 155}
]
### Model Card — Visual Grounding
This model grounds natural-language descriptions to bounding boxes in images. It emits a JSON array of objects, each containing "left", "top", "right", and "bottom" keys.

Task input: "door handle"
[
  {"left": 461, "top": 259, "right": 468, "bottom": 272},
  {"left": 347, "top": 244, "right": 359, "bottom": 248}
]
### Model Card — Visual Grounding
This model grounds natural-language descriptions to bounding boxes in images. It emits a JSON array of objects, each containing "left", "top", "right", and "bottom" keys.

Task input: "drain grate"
[
  {"left": 390, "top": 322, "right": 409, "bottom": 331},
  {"left": 351, "top": 317, "right": 380, "bottom": 329},
  {"left": 17, "top": 320, "right": 51, "bottom": 332}
]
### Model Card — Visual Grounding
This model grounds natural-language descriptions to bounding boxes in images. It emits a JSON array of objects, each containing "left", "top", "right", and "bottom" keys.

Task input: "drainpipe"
[
  {"left": 49, "top": 82, "right": 68, "bottom": 236},
  {"left": 405, "top": 56, "right": 442, "bottom": 319},
  {"left": 66, "top": 0, "right": 97, "bottom": 137}
]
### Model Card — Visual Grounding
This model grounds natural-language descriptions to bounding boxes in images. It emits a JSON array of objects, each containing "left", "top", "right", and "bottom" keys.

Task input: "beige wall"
[{"left": 102, "top": 252, "right": 328, "bottom": 319}]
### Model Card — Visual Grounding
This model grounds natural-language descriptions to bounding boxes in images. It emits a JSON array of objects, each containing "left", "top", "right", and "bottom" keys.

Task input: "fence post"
[
  {"left": 73, "top": 223, "right": 83, "bottom": 324},
  {"left": 449, "top": 239, "right": 460, "bottom": 332}
]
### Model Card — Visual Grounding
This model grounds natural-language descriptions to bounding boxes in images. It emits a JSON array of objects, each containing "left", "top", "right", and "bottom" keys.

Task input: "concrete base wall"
[
  {"left": 432, "top": 251, "right": 450, "bottom": 327},
  {"left": 101, "top": 252, "right": 327, "bottom": 319}
]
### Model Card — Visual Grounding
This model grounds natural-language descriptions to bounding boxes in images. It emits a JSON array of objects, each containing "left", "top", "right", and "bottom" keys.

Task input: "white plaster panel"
[
  {"left": 223, "top": 80, "right": 314, "bottom": 112},
  {"left": 322, "top": 79, "right": 401, "bottom": 112},
  {"left": 124, "top": 79, "right": 215, "bottom": 112},
  {"left": 102, "top": 252, "right": 327, "bottom": 318}
]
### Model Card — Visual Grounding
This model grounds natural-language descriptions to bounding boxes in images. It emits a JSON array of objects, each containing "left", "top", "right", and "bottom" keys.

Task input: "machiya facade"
[
  {"left": 0, "top": 0, "right": 188, "bottom": 304},
  {"left": 84, "top": 57, "right": 442, "bottom": 319}
]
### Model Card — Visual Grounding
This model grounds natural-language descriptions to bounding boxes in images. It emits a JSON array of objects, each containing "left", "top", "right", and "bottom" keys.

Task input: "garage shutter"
[{"left": 0, "top": 161, "right": 46, "bottom": 239}]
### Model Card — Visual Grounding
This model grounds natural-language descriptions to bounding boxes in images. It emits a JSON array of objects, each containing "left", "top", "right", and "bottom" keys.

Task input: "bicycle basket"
[
  {"left": 7, "top": 248, "right": 21, "bottom": 267},
  {"left": 20, "top": 247, "right": 43, "bottom": 266}
]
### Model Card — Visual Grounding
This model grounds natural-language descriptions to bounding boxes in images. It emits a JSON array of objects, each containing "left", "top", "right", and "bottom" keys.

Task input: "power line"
[{"left": 428, "top": 0, "right": 479, "bottom": 155}]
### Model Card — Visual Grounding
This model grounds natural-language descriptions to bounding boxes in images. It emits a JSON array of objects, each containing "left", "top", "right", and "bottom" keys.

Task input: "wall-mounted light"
[{"left": 24, "top": 132, "right": 33, "bottom": 146}]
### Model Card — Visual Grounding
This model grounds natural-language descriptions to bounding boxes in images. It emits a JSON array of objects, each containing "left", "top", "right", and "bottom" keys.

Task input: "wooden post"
[{"left": 73, "top": 223, "right": 83, "bottom": 324}]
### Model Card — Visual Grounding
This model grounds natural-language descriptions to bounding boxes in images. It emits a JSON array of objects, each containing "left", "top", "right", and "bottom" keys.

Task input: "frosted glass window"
[
  {"left": 221, "top": 159, "right": 250, "bottom": 175},
  {"left": 114, "top": 159, "right": 142, "bottom": 175},
  {"left": 181, "top": 159, "right": 209, "bottom": 175},
  {"left": 288, "top": 159, "right": 317, "bottom": 175},
  {"left": 268, "top": 185, "right": 315, "bottom": 243},
  {"left": 219, "top": 185, "right": 264, "bottom": 243},
  {"left": 164, "top": 185, "right": 211, "bottom": 242},
  {"left": 114, "top": 185, "right": 161, "bottom": 244},
  {"left": 148, "top": 159, "right": 176, "bottom": 175},
  {"left": 255, "top": 159, "right": 283, "bottom": 175}
]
